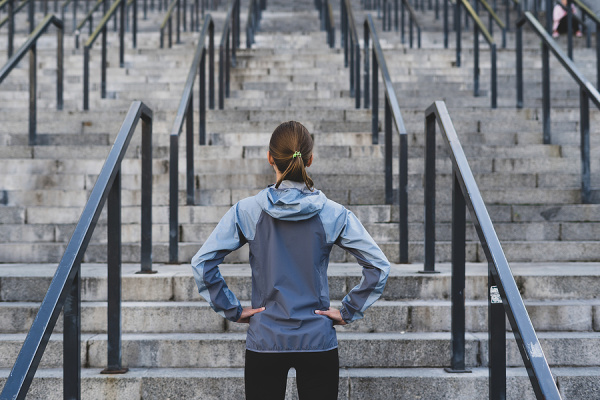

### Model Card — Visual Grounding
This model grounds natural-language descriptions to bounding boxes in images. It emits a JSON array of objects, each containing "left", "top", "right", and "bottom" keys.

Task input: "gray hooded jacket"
[{"left": 191, "top": 180, "right": 390, "bottom": 353}]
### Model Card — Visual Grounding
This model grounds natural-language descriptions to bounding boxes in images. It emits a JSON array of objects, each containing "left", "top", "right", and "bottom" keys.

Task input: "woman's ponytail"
[{"left": 269, "top": 121, "right": 314, "bottom": 191}]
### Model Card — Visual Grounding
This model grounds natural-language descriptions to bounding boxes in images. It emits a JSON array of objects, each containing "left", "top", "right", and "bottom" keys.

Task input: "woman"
[
  {"left": 553, "top": 0, "right": 582, "bottom": 38},
  {"left": 191, "top": 121, "right": 390, "bottom": 400}
]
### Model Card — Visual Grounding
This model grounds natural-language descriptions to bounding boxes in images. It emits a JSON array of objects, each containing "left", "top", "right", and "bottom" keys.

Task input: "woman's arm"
[
  {"left": 191, "top": 205, "right": 247, "bottom": 322},
  {"left": 335, "top": 210, "right": 390, "bottom": 324}
]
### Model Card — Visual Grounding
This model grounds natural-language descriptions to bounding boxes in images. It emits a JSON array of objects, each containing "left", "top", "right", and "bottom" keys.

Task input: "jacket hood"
[{"left": 255, "top": 180, "right": 327, "bottom": 221}]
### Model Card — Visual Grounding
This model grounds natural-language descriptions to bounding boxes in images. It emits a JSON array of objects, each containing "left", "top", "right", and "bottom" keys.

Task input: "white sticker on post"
[{"left": 490, "top": 286, "right": 502, "bottom": 304}]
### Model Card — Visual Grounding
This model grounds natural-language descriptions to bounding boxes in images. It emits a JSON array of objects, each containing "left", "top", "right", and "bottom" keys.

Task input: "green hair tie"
[{"left": 292, "top": 151, "right": 302, "bottom": 158}]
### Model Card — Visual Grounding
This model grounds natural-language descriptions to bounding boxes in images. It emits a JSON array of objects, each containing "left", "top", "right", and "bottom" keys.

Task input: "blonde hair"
[{"left": 269, "top": 121, "right": 314, "bottom": 190}]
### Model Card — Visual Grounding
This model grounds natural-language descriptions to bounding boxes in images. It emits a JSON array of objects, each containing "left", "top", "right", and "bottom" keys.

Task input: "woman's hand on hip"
[
  {"left": 315, "top": 307, "right": 347, "bottom": 325},
  {"left": 236, "top": 307, "right": 266, "bottom": 323}
]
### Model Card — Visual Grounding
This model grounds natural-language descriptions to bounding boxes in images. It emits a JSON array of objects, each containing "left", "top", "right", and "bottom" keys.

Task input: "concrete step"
[{"left": 0, "top": 330, "right": 598, "bottom": 368}]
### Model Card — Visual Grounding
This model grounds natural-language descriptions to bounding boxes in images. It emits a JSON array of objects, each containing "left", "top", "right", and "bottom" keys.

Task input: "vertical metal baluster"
[
  {"left": 169, "top": 133, "right": 179, "bottom": 263},
  {"left": 474, "top": 24, "right": 479, "bottom": 96},
  {"left": 209, "top": 23, "right": 215, "bottom": 109},
  {"left": 133, "top": 0, "right": 138, "bottom": 48},
  {"left": 57, "top": 23, "right": 63, "bottom": 111},
  {"left": 186, "top": 97, "right": 194, "bottom": 205},
  {"left": 364, "top": 22, "right": 371, "bottom": 112},
  {"left": 63, "top": 267, "right": 81, "bottom": 400},
  {"left": 580, "top": 88, "right": 590, "bottom": 203},
  {"left": 372, "top": 47, "right": 379, "bottom": 143},
  {"left": 102, "top": 26, "right": 107, "bottom": 98},
  {"left": 395, "top": 0, "right": 399, "bottom": 31},
  {"left": 597, "top": 25, "right": 600, "bottom": 89},
  {"left": 84, "top": 46, "right": 90, "bottom": 110},
  {"left": 491, "top": 44, "right": 497, "bottom": 108},
  {"left": 200, "top": 49, "right": 206, "bottom": 144},
  {"left": 489, "top": 270, "right": 506, "bottom": 400},
  {"left": 226, "top": 28, "right": 231, "bottom": 97},
  {"left": 444, "top": 0, "right": 448, "bottom": 48},
  {"left": 409, "top": 13, "right": 413, "bottom": 47},
  {"left": 567, "top": 0, "right": 573, "bottom": 59},
  {"left": 401, "top": 0, "right": 405, "bottom": 43},
  {"left": 399, "top": 131, "right": 408, "bottom": 263},
  {"left": 384, "top": 99, "right": 393, "bottom": 204},
  {"left": 8, "top": 0, "right": 14, "bottom": 58},
  {"left": 120, "top": 0, "right": 125, "bottom": 67},
  {"left": 183, "top": 0, "right": 187, "bottom": 31},
  {"left": 219, "top": 40, "right": 225, "bottom": 109},
  {"left": 350, "top": 35, "right": 355, "bottom": 97},
  {"left": 542, "top": 42, "right": 551, "bottom": 144},
  {"left": 456, "top": 0, "right": 461, "bottom": 66},
  {"left": 140, "top": 112, "right": 154, "bottom": 273},
  {"left": 177, "top": 0, "right": 181, "bottom": 43},
  {"left": 422, "top": 112, "right": 437, "bottom": 273},
  {"left": 444, "top": 171, "right": 469, "bottom": 372},
  {"left": 101, "top": 170, "right": 128, "bottom": 374},
  {"left": 29, "top": 43, "right": 36, "bottom": 145},
  {"left": 516, "top": 22, "right": 523, "bottom": 108},
  {"left": 355, "top": 42, "right": 361, "bottom": 109}
]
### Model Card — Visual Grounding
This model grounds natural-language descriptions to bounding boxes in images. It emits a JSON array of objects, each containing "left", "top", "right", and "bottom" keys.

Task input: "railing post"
[
  {"left": 567, "top": 0, "right": 573, "bottom": 60},
  {"left": 200, "top": 49, "right": 207, "bottom": 144},
  {"left": 343, "top": 1, "right": 349, "bottom": 67},
  {"left": 444, "top": 0, "right": 448, "bottom": 48},
  {"left": 169, "top": 132, "right": 179, "bottom": 263},
  {"left": 63, "top": 267, "right": 81, "bottom": 400},
  {"left": 395, "top": 0, "right": 399, "bottom": 31},
  {"left": 8, "top": 0, "right": 14, "bottom": 57},
  {"left": 355, "top": 42, "right": 361, "bottom": 108},
  {"left": 350, "top": 35, "right": 355, "bottom": 97},
  {"left": 542, "top": 41, "right": 551, "bottom": 144},
  {"left": 473, "top": 25, "right": 479, "bottom": 96},
  {"left": 401, "top": 0, "right": 406, "bottom": 44},
  {"left": 580, "top": 88, "right": 591, "bottom": 204},
  {"left": 139, "top": 112, "right": 154, "bottom": 274},
  {"left": 101, "top": 170, "right": 128, "bottom": 374},
  {"left": 384, "top": 99, "right": 393, "bottom": 204},
  {"left": 456, "top": 0, "right": 461, "bottom": 66},
  {"left": 364, "top": 23, "right": 371, "bottom": 112},
  {"left": 516, "top": 22, "right": 523, "bottom": 108},
  {"left": 29, "top": 43, "right": 37, "bottom": 146},
  {"left": 489, "top": 269, "right": 506, "bottom": 400},
  {"left": 29, "top": 0, "right": 34, "bottom": 32},
  {"left": 219, "top": 42, "right": 225, "bottom": 109},
  {"left": 596, "top": 26, "right": 600, "bottom": 89},
  {"left": 57, "top": 22, "right": 63, "bottom": 111},
  {"left": 226, "top": 27, "right": 231, "bottom": 96},
  {"left": 491, "top": 43, "right": 496, "bottom": 108},
  {"left": 183, "top": 0, "right": 188, "bottom": 31},
  {"left": 371, "top": 47, "right": 379, "bottom": 143},
  {"left": 120, "top": 0, "right": 125, "bottom": 67},
  {"left": 84, "top": 47, "right": 90, "bottom": 110},
  {"left": 177, "top": 0, "right": 181, "bottom": 43},
  {"left": 101, "top": 26, "right": 107, "bottom": 98},
  {"left": 133, "top": 0, "right": 138, "bottom": 48},
  {"left": 444, "top": 171, "right": 469, "bottom": 372},
  {"left": 545, "top": 0, "right": 552, "bottom": 33},
  {"left": 422, "top": 112, "right": 437, "bottom": 273},
  {"left": 186, "top": 97, "right": 195, "bottom": 205},
  {"left": 399, "top": 132, "right": 408, "bottom": 263},
  {"left": 341, "top": 0, "right": 346, "bottom": 49},
  {"left": 209, "top": 23, "right": 215, "bottom": 109},
  {"left": 409, "top": 13, "right": 413, "bottom": 48}
]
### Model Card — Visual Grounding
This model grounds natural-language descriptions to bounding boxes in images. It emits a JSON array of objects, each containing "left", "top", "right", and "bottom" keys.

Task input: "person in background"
[{"left": 553, "top": 0, "right": 582, "bottom": 37}]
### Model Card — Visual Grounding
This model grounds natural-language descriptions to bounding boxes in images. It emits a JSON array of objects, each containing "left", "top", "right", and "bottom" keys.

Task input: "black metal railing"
[
  {"left": 316, "top": 0, "right": 335, "bottom": 48},
  {"left": 454, "top": 0, "right": 498, "bottom": 108},
  {"left": 0, "top": 0, "right": 37, "bottom": 57},
  {"left": 341, "top": 0, "right": 361, "bottom": 108},
  {"left": 60, "top": 0, "right": 78, "bottom": 32},
  {"left": 381, "top": 0, "right": 421, "bottom": 49},
  {"left": 83, "top": 0, "right": 127, "bottom": 110},
  {"left": 169, "top": 15, "right": 215, "bottom": 263},
  {"left": 517, "top": 11, "right": 600, "bottom": 204},
  {"left": 570, "top": 0, "right": 600, "bottom": 85},
  {"left": 159, "top": 0, "right": 181, "bottom": 48},
  {"left": 424, "top": 100, "right": 561, "bottom": 400},
  {"left": 474, "top": 0, "right": 506, "bottom": 48},
  {"left": 218, "top": 0, "right": 240, "bottom": 109},
  {"left": 0, "top": 14, "right": 63, "bottom": 145},
  {"left": 0, "top": 101, "right": 154, "bottom": 400},
  {"left": 246, "top": 0, "right": 266, "bottom": 48},
  {"left": 74, "top": 0, "right": 105, "bottom": 48},
  {"left": 363, "top": 14, "right": 409, "bottom": 263}
]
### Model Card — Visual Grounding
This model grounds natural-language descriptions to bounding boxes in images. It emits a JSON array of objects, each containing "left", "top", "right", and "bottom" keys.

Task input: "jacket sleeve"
[
  {"left": 190, "top": 204, "right": 246, "bottom": 322},
  {"left": 335, "top": 210, "right": 390, "bottom": 323}
]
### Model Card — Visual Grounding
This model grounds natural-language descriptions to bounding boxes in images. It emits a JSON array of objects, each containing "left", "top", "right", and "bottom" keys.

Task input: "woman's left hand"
[{"left": 315, "top": 307, "right": 347, "bottom": 325}]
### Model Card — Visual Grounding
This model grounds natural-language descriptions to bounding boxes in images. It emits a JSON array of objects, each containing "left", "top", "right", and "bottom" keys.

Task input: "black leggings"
[{"left": 244, "top": 348, "right": 339, "bottom": 400}]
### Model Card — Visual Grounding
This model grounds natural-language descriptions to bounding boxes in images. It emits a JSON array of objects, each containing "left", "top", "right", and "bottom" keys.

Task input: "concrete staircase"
[{"left": 0, "top": 0, "right": 600, "bottom": 398}]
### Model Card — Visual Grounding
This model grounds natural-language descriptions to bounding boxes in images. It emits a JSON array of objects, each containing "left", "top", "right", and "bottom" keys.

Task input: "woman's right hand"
[
  {"left": 315, "top": 307, "right": 347, "bottom": 325},
  {"left": 236, "top": 307, "right": 266, "bottom": 323}
]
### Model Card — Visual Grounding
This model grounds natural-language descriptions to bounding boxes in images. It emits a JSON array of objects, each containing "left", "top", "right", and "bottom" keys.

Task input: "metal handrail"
[
  {"left": 341, "top": 0, "right": 361, "bottom": 108},
  {"left": 0, "top": 101, "right": 154, "bottom": 400},
  {"left": 363, "top": 14, "right": 409, "bottom": 263},
  {"left": 454, "top": 0, "right": 498, "bottom": 108},
  {"left": 159, "top": 0, "right": 181, "bottom": 48},
  {"left": 83, "top": 0, "right": 127, "bottom": 110},
  {"left": 218, "top": 0, "right": 240, "bottom": 109},
  {"left": 381, "top": 0, "right": 421, "bottom": 49},
  {"left": 169, "top": 15, "right": 215, "bottom": 263},
  {"left": 517, "top": 11, "right": 600, "bottom": 204},
  {"left": 0, "top": 14, "right": 63, "bottom": 145},
  {"left": 474, "top": 0, "right": 506, "bottom": 48},
  {"left": 246, "top": 0, "right": 266, "bottom": 48},
  {"left": 424, "top": 100, "right": 561, "bottom": 400},
  {"left": 74, "top": 0, "right": 103, "bottom": 48},
  {"left": 0, "top": 0, "right": 17, "bottom": 57}
]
